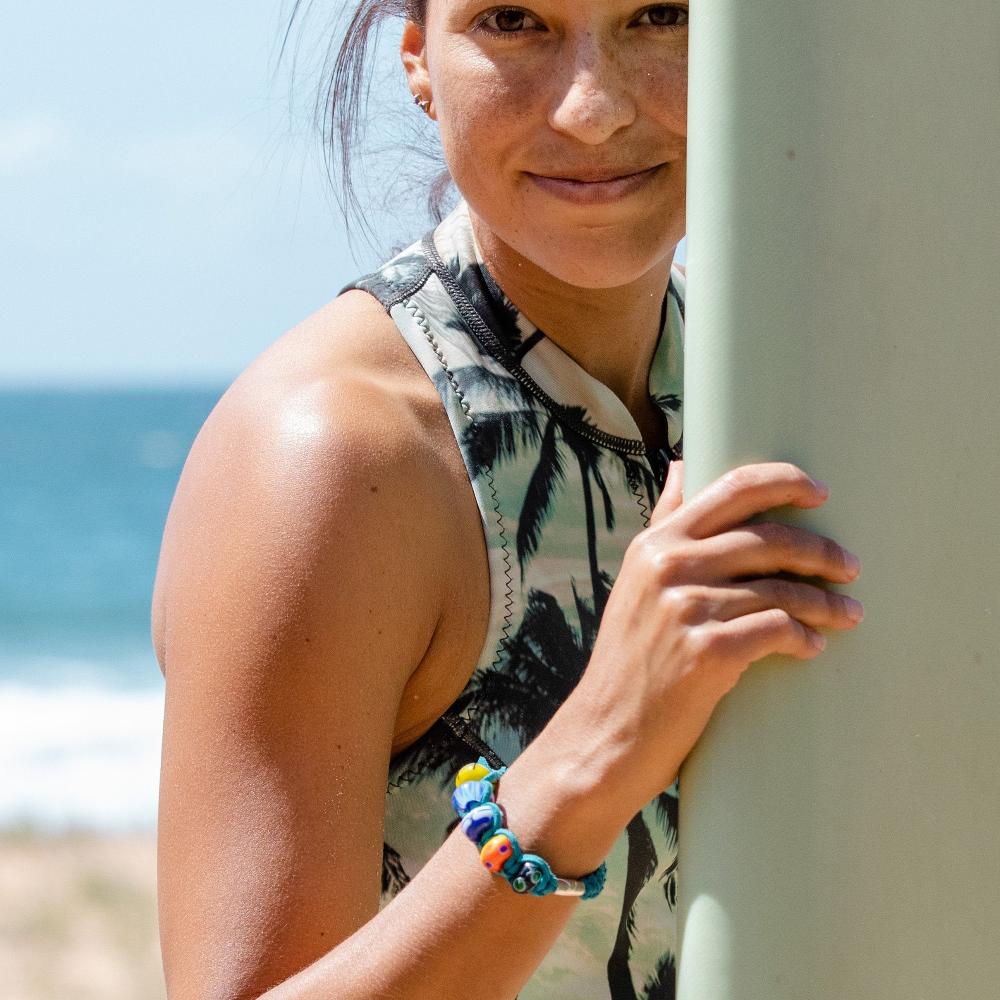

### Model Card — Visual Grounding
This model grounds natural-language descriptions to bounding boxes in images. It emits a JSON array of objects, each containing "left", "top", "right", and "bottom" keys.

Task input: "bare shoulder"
[
  {"left": 152, "top": 289, "right": 460, "bottom": 685},
  {"left": 153, "top": 290, "right": 489, "bottom": 996}
]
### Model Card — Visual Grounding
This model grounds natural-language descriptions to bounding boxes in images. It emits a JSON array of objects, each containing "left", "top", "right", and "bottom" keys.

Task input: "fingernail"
[
  {"left": 813, "top": 479, "right": 830, "bottom": 495},
  {"left": 810, "top": 631, "right": 828, "bottom": 650},
  {"left": 845, "top": 597, "right": 865, "bottom": 622},
  {"left": 844, "top": 552, "right": 861, "bottom": 577}
]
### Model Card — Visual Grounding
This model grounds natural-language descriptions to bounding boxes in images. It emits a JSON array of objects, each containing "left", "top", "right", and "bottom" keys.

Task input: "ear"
[{"left": 401, "top": 20, "right": 435, "bottom": 119}]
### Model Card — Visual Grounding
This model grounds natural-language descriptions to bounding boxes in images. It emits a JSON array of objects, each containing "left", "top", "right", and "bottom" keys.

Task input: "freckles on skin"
[
  {"left": 432, "top": 47, "right": 537, "bottom": 229},
  {"left": 430, "top": 37, "right": 536, "bottom": 163},
  {"left": 650, "top": 61, "right": 688, "bottom": 138},
  {"left": 422, "top": 5, "right": 689, "bottom": 287}
]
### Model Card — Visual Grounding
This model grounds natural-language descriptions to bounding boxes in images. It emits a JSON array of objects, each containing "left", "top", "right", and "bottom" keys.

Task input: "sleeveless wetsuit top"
[{"left": 344, "top": 200, "right": 685, "bottom": 999}]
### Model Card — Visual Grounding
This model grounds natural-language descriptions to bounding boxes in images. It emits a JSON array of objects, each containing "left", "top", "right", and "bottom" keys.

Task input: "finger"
[
  {"left": 706, "top": 607, "right": 826, "bottom": 670},
  {"left": 649, "top": 459, "right": 684, "bottom": 527},
  {"left": 669, "top": 462, "right": 829, "bottom": 541},
  {"left": 683, "top": 580, "right": 863, "bottom": 631},
  {"left": 685, "top": 522, "right": 860, "bottom": 586}
]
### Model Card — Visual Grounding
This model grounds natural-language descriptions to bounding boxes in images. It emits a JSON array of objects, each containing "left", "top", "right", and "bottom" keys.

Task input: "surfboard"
[{"left": 678, "top": 3, "right": 1000, "bottom": 996}]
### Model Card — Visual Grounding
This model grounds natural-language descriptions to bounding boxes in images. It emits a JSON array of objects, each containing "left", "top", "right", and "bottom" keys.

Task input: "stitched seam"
[
  {"left": 405, "top": 299, "right": 473, "bottom": 421},
  {"left": 389, "top": 737, "right": 427, "bottom": 790},
  {"left": 401, "top": 297, "right": 515, "bottom": 751},
  {"left": 343, "top": 266, "right": 433, "bottom": 313},
  {"left": 627, "top": 463, "right": 652, "bottom": 529},
  {"left": 381, "top": 266, "right": 434, "bottom": 310},
  {"left": 387, "top": 300, "right": 482, "bottom": 793},
  {"left": 441, "top": 713, "right": 506, "bottom": 770},
  {"left": 482, "top": 462, "right": 516, "bottom": 686},
  {"left": 422, "top": 236, "right": 652, "bottom": 458}
]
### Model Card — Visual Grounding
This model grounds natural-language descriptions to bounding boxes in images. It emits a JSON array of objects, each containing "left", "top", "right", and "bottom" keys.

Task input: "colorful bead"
[
  {"left": 455, "top": 762, "right": 491, "bottom": 787},
  {"left": 450, "top": 779, "right": 495, "bottom": 817},
  {"left": 480, "top": 832, "right": 518, "bottom": 873},
  {"left": 448, "top": 760, "right": 606, "bottom": 901},
  {"left": 460, "top": 802, "right": 502, "bottom": 845},
  {"left": 509, "top": 858, "right": 548, "bottom": 894}
]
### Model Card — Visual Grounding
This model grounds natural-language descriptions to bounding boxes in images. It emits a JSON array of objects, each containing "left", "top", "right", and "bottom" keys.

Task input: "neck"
[{"left": 469, "top": 211, "right": 674, "bottom": 431}]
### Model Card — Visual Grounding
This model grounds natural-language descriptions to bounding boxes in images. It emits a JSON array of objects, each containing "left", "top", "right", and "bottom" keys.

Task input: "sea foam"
[{"left": 0, "top": 682, "right": 164, "bottom": 832}]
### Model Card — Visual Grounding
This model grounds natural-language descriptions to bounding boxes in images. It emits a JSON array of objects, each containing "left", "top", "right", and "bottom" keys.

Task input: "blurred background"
[{"left": 1, "top": 3, "right": 685, "bottom": 996}]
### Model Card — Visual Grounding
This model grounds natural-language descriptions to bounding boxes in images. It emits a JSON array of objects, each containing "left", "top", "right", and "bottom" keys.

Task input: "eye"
[
  {"left": 633, "top": 4, "right": 689, "bottom": 29},
  {"left": 477, "top": 7, "right": 545, "bottom": 36}
]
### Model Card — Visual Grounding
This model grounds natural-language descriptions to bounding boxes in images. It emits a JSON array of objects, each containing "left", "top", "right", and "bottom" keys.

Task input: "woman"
[{"left": 153, "top": 3, "right": 864, "bottom": 998}]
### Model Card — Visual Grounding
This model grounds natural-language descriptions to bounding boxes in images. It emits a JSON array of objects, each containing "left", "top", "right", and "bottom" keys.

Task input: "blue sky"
[{"left": 2, "top": 3, "right": 684, "bottom": 385}]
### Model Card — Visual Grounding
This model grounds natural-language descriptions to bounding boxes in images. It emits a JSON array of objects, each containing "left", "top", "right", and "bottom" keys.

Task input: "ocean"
[{"left": 0, "top": 385, "right": 227, "bottom": 832}]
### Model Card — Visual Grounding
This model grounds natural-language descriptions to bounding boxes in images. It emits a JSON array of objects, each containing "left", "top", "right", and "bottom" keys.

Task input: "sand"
[{"left": 0, "top": 828, "right": 165, "bottom": 1000}]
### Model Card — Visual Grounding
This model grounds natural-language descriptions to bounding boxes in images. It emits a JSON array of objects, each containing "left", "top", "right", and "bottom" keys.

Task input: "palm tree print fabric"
[{"left": 343, "top": 201, "right": 685, "bottom": 999}]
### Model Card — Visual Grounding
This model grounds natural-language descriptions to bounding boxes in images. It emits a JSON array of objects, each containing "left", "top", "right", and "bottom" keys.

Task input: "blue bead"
[
  {"left": 450, "top": 779, "right": 494, "bottom": 817},
  {"left": 460, "top": 803, "right": 501, "bottom": 843},
  {"left": 509, "top": 858, "right": 546, "bottom": 893}
]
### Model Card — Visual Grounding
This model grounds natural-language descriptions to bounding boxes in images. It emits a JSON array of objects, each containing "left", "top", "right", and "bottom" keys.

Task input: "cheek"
[
  {"left": 431, "top": 45, "right": 538, "bottom": 139},
  {"left": 433, "top": 56, "right": 539, "bottom": 187},
  {"left": 644, "top": 59, "right": 688, "bottom": 137}
]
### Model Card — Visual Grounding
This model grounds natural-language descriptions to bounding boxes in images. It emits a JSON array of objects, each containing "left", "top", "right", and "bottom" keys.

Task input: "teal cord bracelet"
[{"left": 451, "top": 757, "right": 608, "bottom": 900}]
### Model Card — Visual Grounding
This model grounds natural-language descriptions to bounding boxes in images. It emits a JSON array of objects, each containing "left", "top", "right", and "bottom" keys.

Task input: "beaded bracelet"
[{"left": 450, "top": 758, "right": 607, "bottom": 900}]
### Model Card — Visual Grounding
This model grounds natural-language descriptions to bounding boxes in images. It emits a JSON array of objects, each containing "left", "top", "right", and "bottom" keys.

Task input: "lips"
[
  {"left": 534, "top": 164, "right": 664, "bottom": 183},
  {"left": 525, "top": 162, "right": 668, "bottom": 205}
]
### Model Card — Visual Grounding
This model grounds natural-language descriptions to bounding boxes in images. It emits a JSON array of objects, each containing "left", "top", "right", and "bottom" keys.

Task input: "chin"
[
  {"left": 462, "top": 176, "right": 684, "bottom": 289},
  {"left": 521, "top": 223, "right": 680, "bottom": 290}
]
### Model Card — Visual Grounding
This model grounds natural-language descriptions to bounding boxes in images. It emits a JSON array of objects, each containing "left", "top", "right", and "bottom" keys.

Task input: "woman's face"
[{"left": 403, "top": 1, "right": 688, "bottom": 289}]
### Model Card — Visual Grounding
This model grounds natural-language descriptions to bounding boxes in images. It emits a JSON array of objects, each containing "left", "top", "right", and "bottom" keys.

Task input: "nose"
[{"left": 548, "top": 32, "right": 637, "bottom": 145}]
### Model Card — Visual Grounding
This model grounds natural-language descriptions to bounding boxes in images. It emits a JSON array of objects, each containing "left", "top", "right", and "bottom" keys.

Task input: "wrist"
[{"left": 493, "top": 700, "right": 641, "bottom": 878}]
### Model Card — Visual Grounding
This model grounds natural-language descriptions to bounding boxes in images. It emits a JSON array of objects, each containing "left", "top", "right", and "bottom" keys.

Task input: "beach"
[
  {"left": 0, "top": 387, "right": 221, "bottom": 998},
  {"left": 0, "top": 829, "right": 164, "bottom": 1000}
]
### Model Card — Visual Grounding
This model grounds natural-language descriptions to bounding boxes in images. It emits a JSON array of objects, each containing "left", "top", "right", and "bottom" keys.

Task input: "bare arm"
[
  {"left": 154, "top": 297, "right": 632, "bottom": 1000},
  {"left": 156, "top": 295, "right": 861, "bottom": 1000}
]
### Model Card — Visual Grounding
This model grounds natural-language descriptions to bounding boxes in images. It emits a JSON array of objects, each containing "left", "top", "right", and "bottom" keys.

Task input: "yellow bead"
[{"left": 455, "top": 762, "right": 490, "bottom": 788}]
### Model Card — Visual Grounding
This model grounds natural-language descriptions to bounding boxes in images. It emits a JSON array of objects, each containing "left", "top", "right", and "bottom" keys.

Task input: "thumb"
[{"left": 650, "top": 458, "right": 684, "bottom": 526}]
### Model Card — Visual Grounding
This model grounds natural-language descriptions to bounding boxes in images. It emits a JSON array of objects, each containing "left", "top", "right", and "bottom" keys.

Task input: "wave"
[{"left": 0, "top": 681, "right": 164, "bottom": 833}]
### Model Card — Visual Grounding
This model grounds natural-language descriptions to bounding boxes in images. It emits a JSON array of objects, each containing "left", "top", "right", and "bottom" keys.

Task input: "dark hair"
[{"left": 280, "top": 1, "right": 451, "bottom": 256}]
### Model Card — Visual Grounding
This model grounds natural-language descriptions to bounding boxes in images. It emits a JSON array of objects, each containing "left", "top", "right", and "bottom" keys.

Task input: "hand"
[{"left": 571, "top": 460, "right": 863, "bottom": 808}]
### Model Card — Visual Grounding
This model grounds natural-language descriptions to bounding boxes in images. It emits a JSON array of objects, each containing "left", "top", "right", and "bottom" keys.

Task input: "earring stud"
[{"left": 413, "top": 93, "right": 432, "bottom": 114}]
